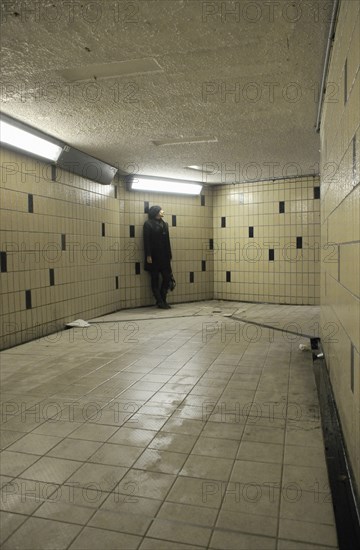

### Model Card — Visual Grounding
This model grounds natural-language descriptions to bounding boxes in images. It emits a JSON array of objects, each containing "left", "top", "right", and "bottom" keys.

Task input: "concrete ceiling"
[{"left": 0, "top": 0, "right": 331, "bottom": 185}]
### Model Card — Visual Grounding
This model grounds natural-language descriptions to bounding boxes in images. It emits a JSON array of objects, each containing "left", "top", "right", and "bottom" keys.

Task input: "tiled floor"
[{"left": 0, "top": 301, "right": 338, "bottom": 549}]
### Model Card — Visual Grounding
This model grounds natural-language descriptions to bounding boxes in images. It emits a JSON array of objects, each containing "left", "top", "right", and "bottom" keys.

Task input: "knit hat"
[{"left": 148, "top": 205, "right": 162, "bottom": 219}]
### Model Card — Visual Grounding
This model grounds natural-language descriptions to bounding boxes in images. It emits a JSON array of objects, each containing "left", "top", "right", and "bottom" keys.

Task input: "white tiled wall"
[
  {"left": 213, "top": 177, "right": 321, "bottom": 305},
  {"left": 320, "top": 0, "right": 360, "bottom": 493},
  {"left": 0, "top": 150, "right": 213, "bottom": 350}
]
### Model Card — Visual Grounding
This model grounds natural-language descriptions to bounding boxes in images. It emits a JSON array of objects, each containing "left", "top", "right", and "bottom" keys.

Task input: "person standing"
[{"left": 143, "top": 205, "right": 172, "bottom": 309}]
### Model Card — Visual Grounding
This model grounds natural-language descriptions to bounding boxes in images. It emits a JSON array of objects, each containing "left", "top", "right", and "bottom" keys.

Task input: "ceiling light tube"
[
  {"left": 0, "top": 119, "right": 63, "bottom": 162},
  {"left": 131, "top": 177, "right": 202, "bottom": 195}
]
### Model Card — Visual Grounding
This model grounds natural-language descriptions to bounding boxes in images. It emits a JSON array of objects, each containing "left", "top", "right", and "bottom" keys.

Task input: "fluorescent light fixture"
[
  {"left": 131, "top": 177, "right": 202, "bottom": 195},
  {"left": 152, "top": 136, "right": 218, "bottom": 146},
  {"left": 0, "top": 120, "right": 62, "bottom": 161},
  {"left": 186, "top": 165, "right": 215, "bottom": 174}
]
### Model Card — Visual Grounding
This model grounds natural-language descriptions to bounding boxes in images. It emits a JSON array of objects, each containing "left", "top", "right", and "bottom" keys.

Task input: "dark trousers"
[{"left": 149, "top": 268, "right": 171, "bottom": 303}]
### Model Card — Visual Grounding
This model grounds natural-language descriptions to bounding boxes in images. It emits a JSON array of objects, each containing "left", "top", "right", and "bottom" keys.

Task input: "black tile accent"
[
  {"left": 114, "top": 185, "right": 118, "bottom": 199},
  {"left": 130, "top": 225, "right": 135, "bottom": 238},
  {"left": 209, "top": 239, "right": 214, "bottom": 250},
  {"left": 28, "top": 194, "right": 34, "bottom": 213},
  {"left": 172, "top": 215, "right": 177, "bottom": 227},
  {"left": 202, "top": 260, "right": 206, "bottom": 272},
  {"left": 61, "top": 234, "right": 66, "bottom": 251},
  {"left": 201, "top": 195, "right": 205, "bottom": 206},
  {"left": 135, "top": 262, "right": 140, "bottom": 275},
  {"left": 190, "top": 272, "right": 194, "bottom": 283},
  {"left": 226, "top": 271, "right": 231, "bottom": 282},
  {"left": 144, "top": 201, "right": 149, "bottom": 214},
  {"left": 296, "top": 237, "right": 303, "bottom": 249},
  {"left": 49, "top": 268, "right": 55, "bottom": 286},
  {"left": 221, "top": 217, "right": 226, "bottom": 228},
  {"left": 269, "top": 249, "right": 275, "bottom": 261},
  {"left": 1, "top": 251, "right": 7, "bottom": 273},
  {"left": 51, "top": 165, "right": 56, "bottom": 182},
  {"left": 344, "top": 58, "right": 348, "bottom": 105},
  {"left": 25, "top": 289, "right": 32, "bottom": 309},
  {"left": 314, "top": 186, "right": 320, "bottom": 199},
  {"left": 102, "top": 223, "right": 106, "bottom": 237},
  {"left": 249, "top": 226, "right": 254, "bottom": 238},
  {"left": 279, "top": 201, "right": 285, "bottom": 213},
  {"left": 115, "top": 276, "right": 119, "bottom": 289}
]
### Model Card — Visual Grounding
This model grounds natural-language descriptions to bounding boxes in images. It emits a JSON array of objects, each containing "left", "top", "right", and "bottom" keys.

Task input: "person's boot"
[
  {"left": 154, "top": 289, "right": 168, "bottom": 309},
  {"left": 161, "top": 290, "right": 171, "bottom": 309}
]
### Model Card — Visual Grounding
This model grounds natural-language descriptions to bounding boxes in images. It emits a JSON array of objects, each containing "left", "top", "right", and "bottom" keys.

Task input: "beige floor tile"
[
  {"left": 2, "top": 517, "right": 82, "bottom": 550},
  {"left": 157, "top": 501, "right": 217, "bottom": 526},
  {"left": 32, "top": 420, "right": 83, "bottom": 437},
  {"left": 89, "top": 508, "right": 151, "bottom": 534},
  {"left": 140, "top": 537, "right": 202, "bottom": 549},
  {"left": 68, "top": 422, "right": 118, "bottom": 442},
  {"left": 46, "top": 438, "right": 102, "bottom": 461},
  {"left": 33, "top": 500, "right": 96, "bottom": 524},
  {"left": 0, "top": 430, "right": 25, "bottom": 450},
  {"left": 147, "top": 517, "right": 211, "bottom": 547},
  {"left": 88, "top": 442, "right": 143, "bottom": 467},
  {"left": 209, "top": 528, "right": 276, "bottom": 549},
  {"left": 133, "top": 448, "right": 187, "bottom": 474},
  {"left": 285, "top": 424, "right": 324, "bottom": 447},
  {"left": 116, "top": 469, "right": 176, "bottom": 500},
  {"left": 278, "top": 518, "right": 338, "bottom": 547},
  {"left": 124, "top": 413, "right": 169, "bottom": 431},
  {"left": 216, "top": 509, "right": 277, "bottom": 537},
  {"left": 284, "top": 444, "right": 327, "bottom": 468},
  {"left": 278, "top": 539, "right": 338, "bottom": 549},
  {"left": 282, "top": 463, "right": 330, "bottom": 493},
  {"left": 192, "top": 435, "right": 239, "bottom": 458},
  {"left": 231, "top": 459, "right": 282, "bottom": 486},
  {"left": 161, "top": 417, "right": 204, "bottom": 436},
  {"left": 66, "top": 463, "right": 128, "bottom": 492},
  {"left": 0, "top": 451, "right": 39, "bottom": 477},
  {"left": 148, "top": 432, "right": 197, "bottom": 453},
  {"left": 0, "top": 511, "right": 28, "bottom": 544},
  {"left": 280, "top": 487, "right": 336, "bottom": 525},
  {"left": 136, "top": 403, "right": 177, "bottom": 416},
  {"left": 68, "top": 526, "right": 141, "bottom": 549},
  {"left": 0, "top": 302, "right": 339, "bottom": 550},
  {"left": 6, "top": 434, "right": 62, "bottom": 455},
  {"left": 201, "top": 421, "right": 245, "bottom": 441},
  {"left": 180, "top": 454, "right": 234, "bottom": 481},
  {"left": 108, "top": 427, "right": 157, "bottom": 446},
  {"left": 221, "top": 485, "right": 281, "bottom": 518},
  {"left": 242, "top": 424, "right": 285, "bottom": 444},
  {"left": 166, "top": 476, "right": 222, "bottom": 509},
  {"left": 146, "top": 391, "right": 187, "bottom": 405},
  {"left": 100, "top": 492, "right": 162, "bottom": 517},
  {"left": 237, "top": 440, "right": 284, "bottom": 464},
  {"left": 20, "top": 457, "right": 81, "bottom": 484}
]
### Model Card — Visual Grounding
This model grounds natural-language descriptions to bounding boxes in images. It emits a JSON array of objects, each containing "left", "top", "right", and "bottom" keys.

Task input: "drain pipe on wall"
[{"left": 316, "top": 0, "right": 340, "bottom": 133}]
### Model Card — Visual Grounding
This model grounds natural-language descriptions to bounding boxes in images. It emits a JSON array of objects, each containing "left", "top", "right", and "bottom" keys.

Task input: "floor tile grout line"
[
  {"left": 274, "top": 342, "right": 293, "bottom": 549},
  {"left": 0, "top": 303, "right": 334, "bottom": 549},
  {"left": 204, "top": 332, "right": 272, "bottom": 548}
]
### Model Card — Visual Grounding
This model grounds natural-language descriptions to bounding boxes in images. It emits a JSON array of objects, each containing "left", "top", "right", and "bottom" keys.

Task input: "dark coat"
[{"left": 143, "top": 218, "right": 172, "bottom": 271}]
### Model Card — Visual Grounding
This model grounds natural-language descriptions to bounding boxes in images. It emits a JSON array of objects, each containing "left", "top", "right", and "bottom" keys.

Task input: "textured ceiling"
[{"left": 0, "top": 0, "right": 331, "bottom": 184}]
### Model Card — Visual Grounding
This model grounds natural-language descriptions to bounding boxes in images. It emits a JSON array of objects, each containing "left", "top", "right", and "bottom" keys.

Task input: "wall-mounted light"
[
  {"left": 0, "top": 116, "right": 63, "bottom": 162},
  {"left": 0, "top": 114, "right": 118, "bottom": 185},
  {"left": 130, "top": 176, "right": 202, "bottom": 195}
]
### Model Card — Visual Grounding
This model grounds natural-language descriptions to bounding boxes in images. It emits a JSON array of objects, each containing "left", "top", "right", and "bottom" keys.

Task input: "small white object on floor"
[
  {"left": 65, "top": 319, "right": 91, "bottom": 327},
  {"left": 299, "top": 343, "right": 311, "bottom": 351}
]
